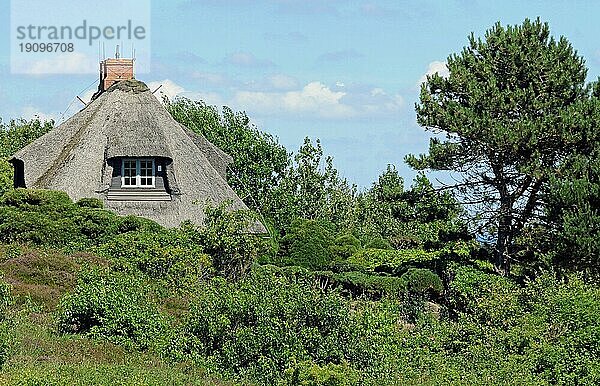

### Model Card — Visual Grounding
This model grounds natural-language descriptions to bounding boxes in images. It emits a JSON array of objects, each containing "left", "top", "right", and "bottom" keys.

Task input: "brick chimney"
[{"left": 92, "top": 46, "right": 135, "bottom": 100}]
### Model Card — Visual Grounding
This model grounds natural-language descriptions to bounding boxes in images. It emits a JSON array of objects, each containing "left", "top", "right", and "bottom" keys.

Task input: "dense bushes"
[
  {"left": 401, "top": 268, "right": 443, "bottom": 298},
  {"left": 0, "top": 189, "right": 159, "bottom": 250},
  {"left": 330, "top": 234, "right": 361, "bottom": 260},
  {"left": 312, "top": 269, "right": 443, "bottom": 303},
  {"left": 364, "top": 237, "right": 393, "bottom": 250},
  {"left": 315, "top": 270, "right": 407, "bottom": 299},
  {"left": 168, "top": 265, "right": 403, "bottom": 384},
  {"left": 446, "top": 264, "right": 521, "bottom": 323},
  {"left": 193, "top": 203, "right": 267, "bottom": 280},
  {"left": 281, "top": 361, "right": 360, "bottom": 386},
  {"left": 377, "top": 266, "right": 600, "bottom": 384},
  {"left": 57, "top": 267, "right": 166, "bottom": 350},
  {"left": 278, "top": 219, "right": 335, "bottom": 270},
  {"left": 99, "top": 229, "right": 212, "bottom": 288},
  {"left": 348, "top": 248, "right": 439, "bottom": 272}
]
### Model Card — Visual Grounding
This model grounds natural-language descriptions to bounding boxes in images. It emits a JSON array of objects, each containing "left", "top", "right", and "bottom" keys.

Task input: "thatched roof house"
[{"left": 10, "top": 61, "right": 263, "bottom": 231}]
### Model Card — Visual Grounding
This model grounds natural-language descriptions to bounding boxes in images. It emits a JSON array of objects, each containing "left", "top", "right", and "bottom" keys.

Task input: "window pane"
[
  {"left": 139, "top": 160, "right": 153, "bottom": 186},
  {"left": 122, "top": 160, "right": 137, "bottom": 186}
]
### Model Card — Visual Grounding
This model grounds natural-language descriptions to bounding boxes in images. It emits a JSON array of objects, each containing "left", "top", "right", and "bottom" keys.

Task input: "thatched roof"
[{"left": 11, "top": 79, "right": 265, "bottom": 232}]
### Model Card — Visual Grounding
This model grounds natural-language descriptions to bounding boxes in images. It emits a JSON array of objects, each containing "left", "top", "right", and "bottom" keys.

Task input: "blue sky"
[{"left": 1, "top": 0, "right": 600, "bottom": 187}]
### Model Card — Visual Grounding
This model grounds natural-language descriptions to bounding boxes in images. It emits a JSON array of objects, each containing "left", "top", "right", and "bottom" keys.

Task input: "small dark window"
[{"left": 11, "top": 159, "right": 26, "bottom": 188}]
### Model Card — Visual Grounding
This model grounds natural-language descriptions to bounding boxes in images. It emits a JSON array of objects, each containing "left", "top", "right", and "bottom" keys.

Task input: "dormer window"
[
  {"left": 107, "top": 157, "right": 170, "bottom": 201},
  {"left": 121, "top": 158, "right": 155, "bottom": 188}
]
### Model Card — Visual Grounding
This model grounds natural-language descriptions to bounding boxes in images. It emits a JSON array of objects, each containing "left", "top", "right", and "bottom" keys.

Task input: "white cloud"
[
  {"left": 146, "top": 79, "right": 224, "bottom": 106},
  {"left": 21, "top": 106, "right": 57, "bottom": 122},
  {"left": 125, "top": 78, "right": 403, "bottom": 120},
  {"left": 21, "top": 53, "right": 97, "bottom": 75},
  {"left": 370, "top": 87, "right": 385, "bottom": 96},
  {"left": 233, "top": 81, "right": 352, "bottom": 119},
  {"left": 417, "top": 60, "right": 449, "bottom": 86},
  {"left": 232, "top": 81, "right": 404, "bottom": 120}
]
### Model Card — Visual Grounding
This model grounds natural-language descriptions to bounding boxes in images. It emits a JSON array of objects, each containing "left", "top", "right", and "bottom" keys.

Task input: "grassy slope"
[{"left": 0, "top": 244, "right": 233, "bottom": 386}]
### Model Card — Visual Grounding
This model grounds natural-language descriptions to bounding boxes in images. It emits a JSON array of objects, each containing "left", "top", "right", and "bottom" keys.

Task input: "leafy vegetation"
[{"left": 57, "top": 267, "right": 167, "bottom": 350}]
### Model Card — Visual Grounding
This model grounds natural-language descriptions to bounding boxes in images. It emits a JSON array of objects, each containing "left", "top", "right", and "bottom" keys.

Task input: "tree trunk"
[{"left": 496, "top": 193, "right": 512, "bottom": 276}]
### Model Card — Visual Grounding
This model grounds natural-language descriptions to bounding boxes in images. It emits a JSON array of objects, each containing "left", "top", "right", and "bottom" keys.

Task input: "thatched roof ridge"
[
  {"left": 11, "top": 79, "right": 265, "bottom": 232},
  {"left": 106, "top": 79, "right": 150, "bottom": 93}
]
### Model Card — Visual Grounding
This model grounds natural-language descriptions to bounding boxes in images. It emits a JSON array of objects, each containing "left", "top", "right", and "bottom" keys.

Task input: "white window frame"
[{"left": 121, "top": 158, "right": 155, "bottom": 188}]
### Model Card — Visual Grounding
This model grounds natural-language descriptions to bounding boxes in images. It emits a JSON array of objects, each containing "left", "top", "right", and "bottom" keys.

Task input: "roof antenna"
[
  {"left": 115, "top": 45, "right": 120, "bottom": 59},
  {"left": 76, "top": 96, "right": 88, "bottom": 106}
]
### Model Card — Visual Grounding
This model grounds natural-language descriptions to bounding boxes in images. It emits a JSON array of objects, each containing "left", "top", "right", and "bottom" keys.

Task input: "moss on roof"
[{"left": 106, "top": 79, "right": 149, "bottom": 93}]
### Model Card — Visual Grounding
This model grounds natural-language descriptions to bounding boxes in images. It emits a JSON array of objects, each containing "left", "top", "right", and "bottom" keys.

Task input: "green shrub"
[
  {"left": 348, "top": 248, "right": 439, "bottom": 272},
  {"left": 520, "top": 274, "right": 600, "bottom": 384},
  {"left": 194, "top": 203, "right": 266, "bottom": 280},
  {"left": 0, "top": 323, "right": 11, "bottom": 371},
  {"left": 0, "top": 278, "right": 12, "bottom": 322},
  {"left": 99, "top": 229, "right": 212, "bottom": 287},
  {"left": 399, "top": 272, "right": 600, "bottom": 385},
  {"left": 0, "top": 189, "right": 162, "bottom": 250},
  {"left": 447, "top": 265, "right": 521, "bottom": 324},
  {"left": 330, "top": 234, "right": 361, "bottom": 260},
  {"left": 348, "top": 241, "right": 475, "bottom": 274},
  {"left": 1, "top": 188, "right": 69, "bottom": 207},
  {"left": 279, "top": 219, "right": 334, "bottom": 270},
  {"left": 281, "top": 360, "right": 360, "bottom": 386},
  {"left": 72, "top": 208, "right": 122, "bottom": 243},
  {"left": 117, "top": 215, "right": 161, "bottom": 233},
  {"left": 397, "top": 268, "right": 444, "bottom": 322},
  {"left": 0, "top": 209, "right": 82, "bottom": 246},
  {"left": 171, "top": 265, "right": 387, "bottom": 384},
  {"left": 400, "top": 268, "right": 443, "bottom": 298},
  {"left": 364, "top": 237, "right": 393, "bottom": 250},
  {"left": 0, "top": 159, "right": 12, "bottom": 197},
  {"left": 76, "top": 197, "right": 104, "bottom": 209},
  {"left": 57, "top": 267, "right": 166, "bottom": 350},
  {"left": 315, "top": 271, "right": 406, "bottom": 299}
]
